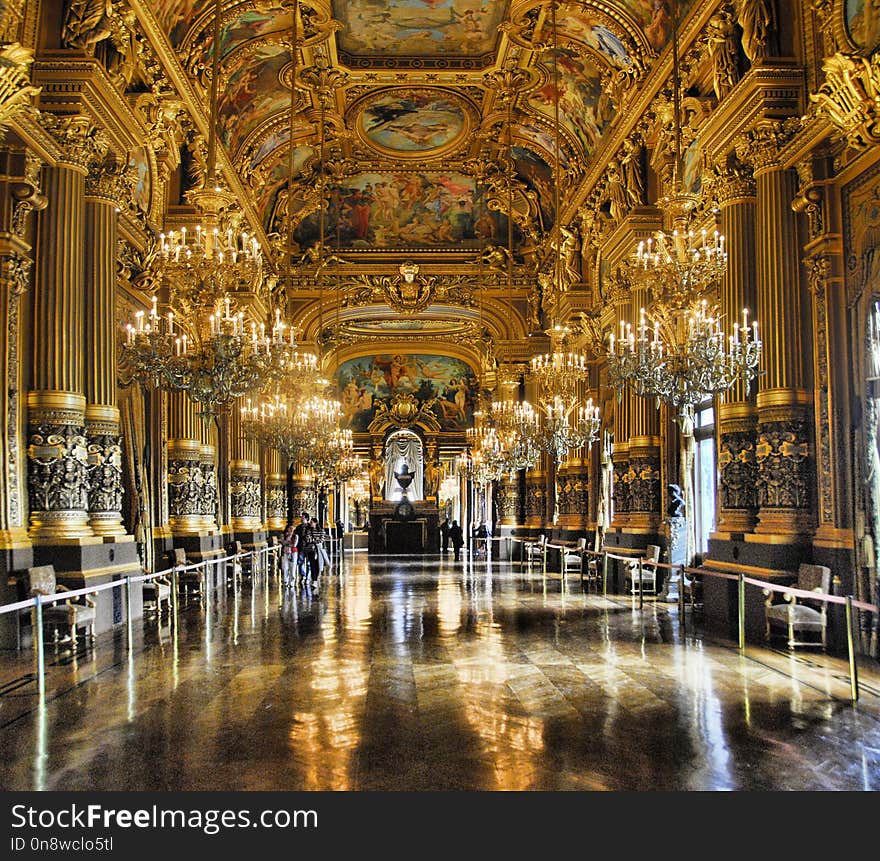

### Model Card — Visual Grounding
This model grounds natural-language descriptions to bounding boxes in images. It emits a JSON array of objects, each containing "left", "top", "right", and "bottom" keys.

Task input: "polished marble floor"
[{"left": 1, "top": 551, "right": 879, "bottom": 791}]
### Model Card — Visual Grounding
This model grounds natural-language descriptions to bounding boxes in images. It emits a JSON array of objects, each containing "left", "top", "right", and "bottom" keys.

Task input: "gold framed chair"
[
  {"left": 764, "top": 563, "right": 831, "bottom": 651},
  {"left": 26, "top": 565, "right": 96, "bottom": 645},
  {"left": 142, "top": 574, "right": 172, "bottom": 617}
]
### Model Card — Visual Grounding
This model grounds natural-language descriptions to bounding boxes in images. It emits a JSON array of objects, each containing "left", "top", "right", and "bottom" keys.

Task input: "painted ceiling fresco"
[
  {"left": 217, "top": 43, "right": 290, "bottom": 153},
  {"left": 357, "top": 90, "right": 468, "bottom": 156},
  {"left": 331, "top": 0, "right": 508, "bottom": 57},
  {"left": 337, "top": 354, "right": 478, "bottom": 432},
  {"left": 157, "top": 1, "right": 701, "bottom": 259},
  {"left": 292, "top": 171, "right": 514, "bottom": 249},
  {"left": 526, "top": 48, "right": 612, "bottom": 162}
]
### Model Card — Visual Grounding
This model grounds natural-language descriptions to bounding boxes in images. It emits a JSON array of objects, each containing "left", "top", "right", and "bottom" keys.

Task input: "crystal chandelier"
[{"left": 606, "top": 13, "right": 761, "bottom": 424}]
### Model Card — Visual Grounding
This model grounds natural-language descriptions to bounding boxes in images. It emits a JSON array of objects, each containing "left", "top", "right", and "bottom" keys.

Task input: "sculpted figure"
[
  {"left": 62, "top": 0, "right": 113, "bottom": 50},
  {"left": 736, "top": 0, "right": 774, "bottom": 64},
  {"left": 707, "top": 7, "right": 740, "bottom": 99},
  {"left": 620, "top": 138, "right": 645, "bottom": 208}
]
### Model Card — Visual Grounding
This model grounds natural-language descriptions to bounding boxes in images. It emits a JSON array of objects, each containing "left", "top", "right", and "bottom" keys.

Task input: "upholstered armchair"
[
  {"left": 626, "top": 545, "right": 661, "bottom": 596},
  {"left": 764, "top": 563, "right": 832, "bottom": 651},
  {"left": 26, "top": 565, "right": 96, "bottom": 644}
]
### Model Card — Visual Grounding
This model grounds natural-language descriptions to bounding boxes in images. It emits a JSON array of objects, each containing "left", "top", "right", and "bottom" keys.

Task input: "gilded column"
[
  {"left": 627, "top": 395, "right": 662, "bottom": 536},
  {"left": 265, "top": 448, "right": 287, "bottom": 531},
  {"left": 83, "top": 157, "right": 129, "bottom": 537},
  {"left": 228, "top": 407, "right": 261, "bottom": 533},
  {"left": 740, "top": 126, "right": 814, "bottom": 540},
  {"left": 714, "top": 160, "right": 759, "bottom": 534},
  {"left": 28, "top": 116, "right": 107, "bottom": 542}
]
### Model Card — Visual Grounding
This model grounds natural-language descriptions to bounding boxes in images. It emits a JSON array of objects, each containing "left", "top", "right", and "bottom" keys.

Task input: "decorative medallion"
[{"left": 353, "top": 88, "right": 472, "bottom": 158}]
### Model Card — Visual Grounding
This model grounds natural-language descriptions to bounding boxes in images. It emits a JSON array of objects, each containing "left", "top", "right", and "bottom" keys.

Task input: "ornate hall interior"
[{"left": 0, "top": 0, "right": 879, "bottom": 792}]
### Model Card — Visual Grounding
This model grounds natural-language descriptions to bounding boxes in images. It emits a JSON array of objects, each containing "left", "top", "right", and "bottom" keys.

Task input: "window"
[{"left": 693, "top": 402, "right": 716, "bottom": 557}]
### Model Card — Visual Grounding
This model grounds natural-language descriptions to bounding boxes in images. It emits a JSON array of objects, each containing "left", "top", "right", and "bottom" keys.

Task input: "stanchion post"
[
  {"left": 602, "top": 551, "right": 608, "bottom": 596},
  {"left": 845, "top": 595, "right": 860, "bottom": 703},
  {"left": 638, "top": 558, "right": 644, "bottom": 609},
  {"left": 738, "top": 573, "right": 745, "bottom": 652},
  {"left": 678, "top": 566, "right": 685, "bottom": 630},
  {"left": 125, "top": 576, "right": 134, "bottom": 653},
  {"left": 34, "top": 596, "right": 45, "bottom": 699},
  {"left": 171, "top": 566, "right": 179, "bottom": 626}
]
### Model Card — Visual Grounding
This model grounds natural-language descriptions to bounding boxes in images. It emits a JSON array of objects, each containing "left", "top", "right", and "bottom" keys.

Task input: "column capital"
[
  {"left": 85, "top": 153, "right": 135, "bottom": 207},
  {"left": 38, "top": 112, "right": 109, "bottom": 173},
  {"left": 734, "top": 120, "right": 798, "bottom": 176},
  {"left": 705, "top": 156, "right": 756, "bottom": 206}
]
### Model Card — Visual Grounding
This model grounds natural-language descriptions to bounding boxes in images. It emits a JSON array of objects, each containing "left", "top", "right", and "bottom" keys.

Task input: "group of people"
[
  {"left": 439, "top": 518, "right": 491, "bottom": 561},
  {"left": 280, "top": 512, "right": 332, "bottom": 588}
]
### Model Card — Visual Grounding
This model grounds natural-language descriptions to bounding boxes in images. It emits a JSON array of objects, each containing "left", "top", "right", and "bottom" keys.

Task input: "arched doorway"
[{"left": 384, "top": 429, "right": 423, "bottom": 502}]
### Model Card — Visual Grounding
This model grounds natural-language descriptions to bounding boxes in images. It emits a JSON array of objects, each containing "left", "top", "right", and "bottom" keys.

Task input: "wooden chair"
[
  {"left": 582, "top": 549, "right": 602, "bottom": 593},
  {"left": 626, "top": 545, "right": 661, "bottom": 596},
  {"left": 26, "top": 565, "right": 96, "bottom": 645},
  {"left": 764, "top": 563, "right": 831, "bottom": 651}
]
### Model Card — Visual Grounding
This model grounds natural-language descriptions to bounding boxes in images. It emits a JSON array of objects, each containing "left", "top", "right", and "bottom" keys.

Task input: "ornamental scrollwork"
[
  {"left": 718, "top": 431, "right": 758, "bottom": 510},
  {"left": 86, "top": 432, "right": 123, "bottom": 514},
  {"left": 231, "top": 475, "right": 261, "bottom": 520},
  {"left": 755, "top": 419, "right": 812, "bottom": 509},
  {"left": 27, "top": 423, "right": 89, "bottom": 512},
  {"left": 810, "top": 52, "right": 880, "bottom": 150},
  {"left": 167, "top": 458, "right": 204, "bottom": 517}
]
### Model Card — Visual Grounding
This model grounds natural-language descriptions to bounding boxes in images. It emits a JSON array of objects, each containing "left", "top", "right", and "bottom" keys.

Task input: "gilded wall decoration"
[
  {"left": 167, "top": 458, "right": 206, "bottom": 517},
  {"left": 627, "top": 456, "right": 661, "bottom": 513},
  {"left": 612, "top": 459, "right": 630, "bottom": 514},
  {"left": 842, "top": 160, "right": 880, "bottom": 308},
  {"left": 266, "top": 484, "right": 286, "bottom": 522},
  {"left": 755, "top": 419, "right": 812, "bottom": 510},
  {"left": 525, "top": 477, "right": 546, "bottom": 521},
  {"left": 718, "top": 430, "right": 758, "bottom": 510},
  {"left": 338, "top": 353, "right": 477, "bottom": 432},
  {"left": 231, "top": 474, "right": 261, "bottom": 520},
  {"left": 86, "top": 429, "right": 124, "bottom": 516},
  {"left": 843, "top": 0, "right": 880, "bottom": 53}
]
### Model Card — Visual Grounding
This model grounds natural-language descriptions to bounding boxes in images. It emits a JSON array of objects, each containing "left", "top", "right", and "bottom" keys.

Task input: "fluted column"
[
  {"left": 715, "top": 164, "right": 759, "bottom": 534},
  {"left": 27, "top": 121, "right": 98, "bottom": 542},
  {"left": 745, "top": 130, "right": 814, "bottom": 539},
  {"left": 83, "top": 161, "right": 128, "bottom": 537}
]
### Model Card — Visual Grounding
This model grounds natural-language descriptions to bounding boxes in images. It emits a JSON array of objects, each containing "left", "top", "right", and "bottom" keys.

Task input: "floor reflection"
[{"left": 0, "top": 551, "right": 878, "bottom": 790}]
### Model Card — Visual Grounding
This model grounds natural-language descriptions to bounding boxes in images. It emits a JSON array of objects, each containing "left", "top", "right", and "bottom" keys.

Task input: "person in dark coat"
[
  {"left": 440, "top": 517, "right": 451, "bottom": 553},
  {"left": 449, "top": 520, "right": 464, "bottom": 561}
]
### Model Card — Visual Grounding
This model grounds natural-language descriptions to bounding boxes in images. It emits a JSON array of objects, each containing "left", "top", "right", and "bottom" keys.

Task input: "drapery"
[{"left": 384, "top": 431, "right": 423, "bottom": 501}]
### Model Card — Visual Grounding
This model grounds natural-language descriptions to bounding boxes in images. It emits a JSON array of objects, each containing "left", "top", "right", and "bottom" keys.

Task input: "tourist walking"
[
  {"left": 449, "top": 520, "right": 464, "bottom": 561},
  {"left": 440, "top": 517, "right": 450, "bottom": 553}
]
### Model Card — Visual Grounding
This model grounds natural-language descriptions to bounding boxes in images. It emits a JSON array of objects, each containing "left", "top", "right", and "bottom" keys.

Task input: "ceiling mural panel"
[
  {"left": 259, "top": 146, "right": 317, "bottom": 229},
  {"left": 553, "top": 8, "right": 634, "bottom": 67},
  {"left": 159, "top": 0, "right": 210, "bottom": 45},
  {"left": 332, "top": 0, "right": 509, "bottom": 58},
  {"left": 292, "top": 171, "right": 513, "bottom": 250},
  {"left": 526, "top": 48, "right": 612, "bottom": 161},
  {"left": 355, "top": 89, "right": 471, "bottom": 157},
  {"left": 218, "top": 43, "right": 290, "bottom": 153},
  {"left": 338, "top": 353, "right": 478, "bottom": 432},
  {"left": 511, "top": 145, "right": 555, "bottom": 232}
]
